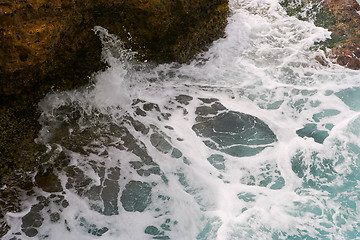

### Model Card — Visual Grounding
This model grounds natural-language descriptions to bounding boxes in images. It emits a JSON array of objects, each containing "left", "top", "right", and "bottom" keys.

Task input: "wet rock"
[
  {"left": 36, "top": 196, "right": 49, "bottom": 207},
  {"left": 62, "top": 199, "right": 69, "bottom": 208},
  {"left": 121, "top": 181, "right": 152, "bottom": 212},
  {"left": 102, "top": 178, "right": 120, "bottom": 216},
  {"left": 145, "top": 225, "right": 170, "bottom": 239},
  {"left": 101, "top": 167, "right": 121, "bottom": 216},
  {"left": 161, "top": 113, "right": 171, "bottom": 120},
  {"left": 199, "top": 98, "right": 219, "bottom": 104},
  {"left": 21, "top": 204, "right": 44, "bottom": 237},
  {"left": 195, "top": 102, "right": 227, "bottom": 117},
  {"left": 130, "top": 161, "right": 145, "bottom": 170},
  {"left": 175, "top": 95, "right": 193, "bottom": 105},
  {"left": 150, "top": 133, "right": 173, "bottom": 154},
  {"left": 195, "top": 106, "right": 219, "bottom": 116},
  {"left": 22, "top": 210, "right": 43, "bottom": 228},
  {"left": 145, "top": 225, "right": 164, "bottom": 235},
  {"left": 127, "top": 116, "right": 149, "bottom": 134},
  {"left": 281, "top": 0, "right": 360, "bottom": 70},
  {"left": 79, "top": 217, "right": 109, "bottom": 237},
  {"left": 22, "top": 228, "right": 38, "bottom": 238},
  {"left": 137, "top": 167, "right": 161, "bottom": 177},
  {"left": 0, "top": 221, "right": 9, "bottom": 238},
  {"left": 1, "top": 0, "right": 229, "bottom": 96},
  {"left": 90, "top": 227, "right": 109, "bottom": 237},
  {"left": 171, "top": 148, "right": 183, "bottom": 159},
  {"left": 119, "top": 126, "right": 157, "bottom": 165},
  {"left": 0, "top": 1, "right": 229, "bottom": 223},
  {"left": 136, "top": 108, "right": 147, "bottom": 117},
  {"left": 65, "top": 166, "right": 94, "bottom": 196},
  {"left": 50, "top": 212, "right": 61, "bottom": 223},
  {"left": 35, "top": 168, "right": 63, "bottom": 193},
  {"left": 143, "top": 103, "right": 161, "bottom": 112}
]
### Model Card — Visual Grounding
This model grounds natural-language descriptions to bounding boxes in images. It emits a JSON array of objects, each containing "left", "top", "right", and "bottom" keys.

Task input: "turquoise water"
[{"left": 3, "top": 0, "right": 360, "bottom": 239}]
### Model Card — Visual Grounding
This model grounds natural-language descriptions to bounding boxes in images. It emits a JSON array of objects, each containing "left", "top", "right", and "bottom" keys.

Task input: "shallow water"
[{"left": 3, "top": 0, "right": 360, "bottom": 239}]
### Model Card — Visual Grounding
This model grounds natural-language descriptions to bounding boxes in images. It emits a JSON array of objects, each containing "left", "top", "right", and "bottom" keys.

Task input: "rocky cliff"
[
  {"left": 0, "top": 0, "right": 229, "bottom": 170},
  {"left": 0, "top": 0, "right": 229, "bottom": 235},
  {"left": 1, "top": 0, "right": 229, "bottom": 95},
  {"left": 324, "top": 0, "right": 360, "bottom": 69},
  {"left": 281, "top": 0, "right": 360, "bottom": 69}
]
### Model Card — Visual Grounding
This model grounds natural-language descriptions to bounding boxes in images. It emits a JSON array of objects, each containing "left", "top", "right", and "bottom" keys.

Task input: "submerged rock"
[
  {"left": 296, "top": 123, "right": 329, "bottom": 144},
  {"left": 193, "top": 110, "right": 277, "bottom": 157}
]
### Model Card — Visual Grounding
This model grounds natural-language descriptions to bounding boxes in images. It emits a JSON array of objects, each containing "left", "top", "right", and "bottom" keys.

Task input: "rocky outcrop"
[
  {"left": 281, "top": 0, "right": 360, "bottom": 70},
  {"left": 324, "top": 0, "right": 360, "bottom": 69},
  {"left": 0, "top": 0, "right": 228, "bottom": 235},
  {"left": 0, "top": 0, "right": 228, "bottom": 168},
  {"left": 0, "top": 0, "right": 228, "bottom": 96}
]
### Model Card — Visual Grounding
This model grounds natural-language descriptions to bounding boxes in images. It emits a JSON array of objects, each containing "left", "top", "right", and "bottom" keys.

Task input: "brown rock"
[
  {"left": 281, "top": 0, "right": 360, "bottom": 70},
  {"left": 35, "top": 168, "right": 63, "bottom": 193},
  {"left": 0, "top": 0, "right": 229, "bottom": 169},
  {"left": 0, "top": 1, "right": 229, "bottom": 235},
  {"left": 323, "top": 0, "right": 360, "bottom": 70},
  {"left": 0, "top": 0, "right": 229, "bottom": 96},
  {"left": 315, "top": 55, "right": 329, "bottom": 66}
]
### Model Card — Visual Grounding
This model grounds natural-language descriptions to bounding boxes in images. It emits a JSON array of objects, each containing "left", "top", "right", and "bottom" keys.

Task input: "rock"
[
  {"left": 0, "top": 1, "right": 106, "bottom": 96},
  {"left": 35, "top": 168, "right": 63, "bottom": 193},
  {"left": 0, "top": 1, "right": 229, "bottom": 228},
  {"left": 323, "top": 0, "right": 360, "bottom": 69},
  {"left": 150, "top": 132, "right": 173, "bottom": 154},
  {"left": 281, "top": 0, "right": 360, "bottom": 70},
  {"left": 0, "top": 0, "right": 229, "bottom": 167},
  {"left": 0, "top": 0, "right": 229, "bottom": 97},
  {"left": 175, "top": 95, "right": 193, "bottom": 105},
  {"left": 120, "top": 181, "right": 152, "bottom": 212}
]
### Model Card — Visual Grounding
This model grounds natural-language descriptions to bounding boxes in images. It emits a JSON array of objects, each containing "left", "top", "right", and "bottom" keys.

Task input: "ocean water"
[{"left": 3, "top": 0, "right": 360, "bottom": 239}]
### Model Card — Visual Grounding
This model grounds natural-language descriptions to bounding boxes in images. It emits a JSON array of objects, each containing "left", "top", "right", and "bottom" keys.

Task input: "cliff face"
[
  {"left": 0, "top": 1, "right": 229, "bottom": 234},
  {"left": 0, "top": 0, "right": 228, "bottom": 96},
  {"left": 0, "top": 0, "right": 229, "bottom": 167},
  {"left": 281, "top": 0, "right": 360, "bottom": 70}
]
